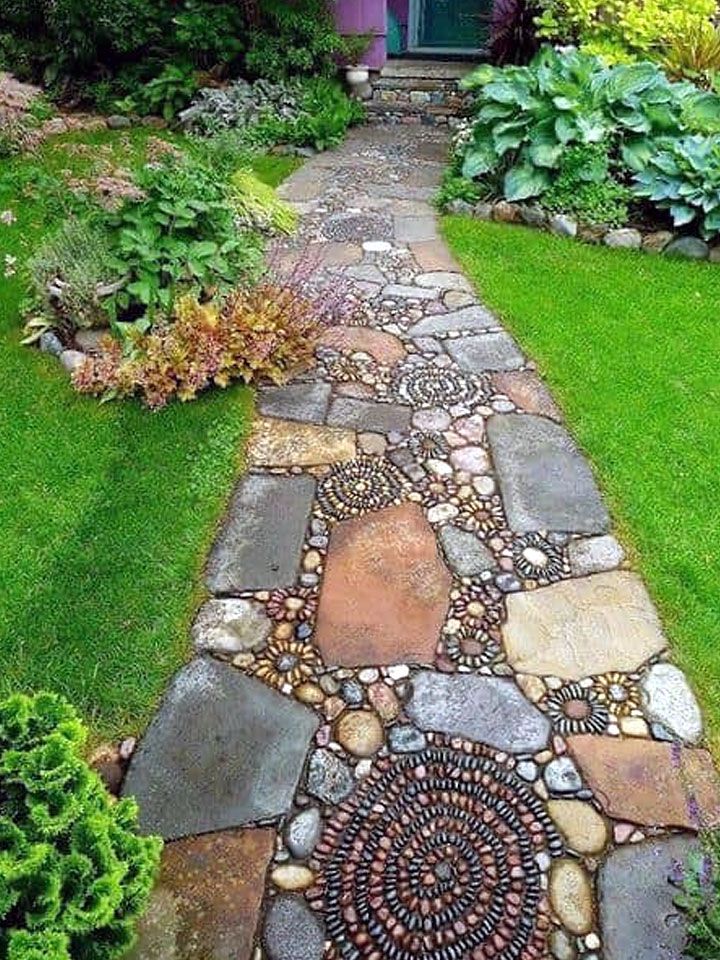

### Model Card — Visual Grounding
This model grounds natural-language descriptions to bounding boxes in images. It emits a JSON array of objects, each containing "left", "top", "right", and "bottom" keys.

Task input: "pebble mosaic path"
[{"left": 125, "top": 126, "right": 720, "bottom": 960}]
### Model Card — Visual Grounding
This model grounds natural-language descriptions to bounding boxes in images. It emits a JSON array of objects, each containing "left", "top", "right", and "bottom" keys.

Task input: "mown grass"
[
  {"left": 444, "top": 217, "right": 720, "bottom": 748},
  {"left": 0, "top": 128, "right": 298, "bottom": 742}
]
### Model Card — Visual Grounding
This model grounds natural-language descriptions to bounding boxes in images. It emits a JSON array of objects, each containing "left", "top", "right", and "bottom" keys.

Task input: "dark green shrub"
[
  {"left": 0, "top": 691, "right": 162, "bottom": 960},
  {"left": 246, "top": 0, "right": 346, "bottom": 81}
]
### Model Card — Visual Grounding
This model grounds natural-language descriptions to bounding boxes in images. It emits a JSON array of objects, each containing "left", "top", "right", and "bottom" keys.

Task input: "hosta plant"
[
  {"left": 459, "top": 46, "right": 720, "bottom": 202},
  {"left": 632, "top": 134, "right": 720, "bottom": 238},
  {"left": 0, "top": 691, "right": 162, "bottom": 960}
]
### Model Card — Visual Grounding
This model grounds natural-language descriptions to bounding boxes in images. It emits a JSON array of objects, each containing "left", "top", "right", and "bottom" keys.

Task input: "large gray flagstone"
[
  {"left": 405, "top": 671, "right": 551, "bottom": 753},
  {"left": 487, "top": 414, "right": 610, "bottom": 534},
  {"left": 599, "top": 836, "right": 698, "bottom": 960},
  {"left": 327, "top": 396, "right": 412, "bottom": 434},
  {"left": 407, "top": 305, "right": 496, "bottom": 339},
  {"left": 205, "top": 474, "right": 315, "bottom": 593},
  {"left": 256, "top": 382, "right": 332, "bottom": 424},
  {"left": 123, "top": 659, "right": 318, "bottom": 840},
  {"left": 445, "top": 332, "right": 525, "bottom": 372}
]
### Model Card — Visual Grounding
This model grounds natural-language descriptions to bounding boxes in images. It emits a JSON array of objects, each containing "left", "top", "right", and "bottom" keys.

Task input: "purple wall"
[{"left": 334, "top": 0, "right": 388, "bottom": 68}]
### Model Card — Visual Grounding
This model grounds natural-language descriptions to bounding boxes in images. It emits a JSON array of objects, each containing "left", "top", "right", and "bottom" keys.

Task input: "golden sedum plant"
[{"left": 537, "top": 0, "right": 717, "bottom": 65}]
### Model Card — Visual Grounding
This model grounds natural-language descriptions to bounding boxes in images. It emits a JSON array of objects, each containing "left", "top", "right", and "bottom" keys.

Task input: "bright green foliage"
[
  {"left": 663, "top": 20, "right": 720, "bottom": 89},
  {"left": 109, "top": 153, "right": 263, "bottom": 317},
  {"left": 230, "top": 170, "right": 298, "bottom": 235},
  {"left": 246, "top": 0, "right": 348, "bottom": 82},
  {"left": 124, "top": 64, "right": 201, "bottom": 122},
  {"left": 434, "top": 170, "right": 491, "bottom": 209},
  {"left": 543, "top": 143, "right": 630, "bottom": 226},
  {"left": 0, "top": 692, "right": 162, "bottom": 960},
  {"left": 633, "top": 134, "right": 720, "bottom": 238},
  {"left": 536, "top": 0, "right": 716, "bottom": 65},
  {"left": 676, "top": 832, "right": 720, "bottom": 957},
  {"left": 458, "top": 47, "right": 720, "bottom": 206}
]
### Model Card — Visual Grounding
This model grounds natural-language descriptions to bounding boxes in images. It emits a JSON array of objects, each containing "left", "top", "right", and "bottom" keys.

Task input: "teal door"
[{"left": 415, "top": 0, "right": 489, "bottom": 49}]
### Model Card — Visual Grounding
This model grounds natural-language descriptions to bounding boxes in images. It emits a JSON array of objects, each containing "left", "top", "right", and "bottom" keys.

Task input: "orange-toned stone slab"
[
  {"left": 315, "top": 502, "right": 451, "bottom": 666},
  {"left": 491, "top": 370, "right": 562, "bottom": 421},
  {"left": 320, "top": 326, "right": 407, "bottom": 365},
  {"left": 568, "top": 736, "right": 720, "bottom": 830},
  {"left": 129, "top": 827, "right": 274, "bottom": 960}
]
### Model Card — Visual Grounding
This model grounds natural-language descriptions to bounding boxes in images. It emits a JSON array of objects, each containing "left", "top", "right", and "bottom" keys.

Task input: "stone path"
[{"left": 125, "top": 126, "right": 719, "bottom": 960}]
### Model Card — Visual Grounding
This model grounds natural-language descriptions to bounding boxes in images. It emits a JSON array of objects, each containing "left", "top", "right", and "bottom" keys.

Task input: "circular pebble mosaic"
[
  {"left": 317, "top": 457, "right": 407, "bottom": 521},
  {"left": 424, "top": 482, "right": 508, "bottom": 538},
  {"left": 512, "top": 533, "right": 568, "bottom": 586},
  {"left": 392, "top": 361, "right": 486, "bottom": 409},
  {"left": 323, "top": 212, "right": 393, "bottom": 243},
  {"left": 543, "top": 682, "right": 610, "bottom": 735},
  {"left": 308, "top": 735, "right": 562, "bottom": 960},
  {"left": 444, "top": 623, "right": 503, "bottom": 669}
]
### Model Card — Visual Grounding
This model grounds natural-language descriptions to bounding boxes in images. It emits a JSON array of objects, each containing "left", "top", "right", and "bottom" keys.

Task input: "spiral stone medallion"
[
  {"left": 308, "top": 735, "right": 562, "bottom": 960},
  {"left": 317, "top": 457, "right": 407, "bottom": 521},
  {"left": 392, "top": 361, "right": 487, "bottom": 409}
]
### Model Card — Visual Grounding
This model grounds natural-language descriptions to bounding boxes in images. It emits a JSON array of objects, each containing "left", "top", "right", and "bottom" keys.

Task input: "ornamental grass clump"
[
  {"left": 0, "top": 691, "right": 162, "bottom": 960},
  {"left": 73, "top": 275, "right": 333, "bottom": 409}
]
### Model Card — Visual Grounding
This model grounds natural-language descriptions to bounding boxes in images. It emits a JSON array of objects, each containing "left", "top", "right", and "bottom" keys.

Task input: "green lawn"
[
  {"left": 0, "top": 129, "right": 298, "bottom": 742},
  {"left": 444, "top": 217, "right": 720, "bottom": 747}
]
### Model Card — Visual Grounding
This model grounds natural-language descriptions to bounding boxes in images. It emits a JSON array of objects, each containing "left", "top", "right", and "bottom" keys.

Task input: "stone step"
[
  {"left": 381, "top": 58, "right": 478, "bottom": 81},
  {"left": 368, "top": 59, "right": 474, "bottom": 126}
]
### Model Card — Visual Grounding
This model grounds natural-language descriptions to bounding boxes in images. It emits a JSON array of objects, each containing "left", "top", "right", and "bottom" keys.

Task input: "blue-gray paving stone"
[
  {"left": 438, "top": 525, "right": 495, "bottom": 577},
  {"left": 285, "top": 806, "right": 322, "bottom": 859},
  {"left": 487, "top": 414, "right": 610, "bottom": 535},
  {"left": 445, "top": 332, "right": 525, "bottom": 372},
  {"left": 407, "top": 305, "right": 496, "bottom": 339},
  {"left": 206, "top": 474, "right": 316, "bottom": 593},
  {"left": 264, "top": 894, "right": 325, "bottom": 960},
  {"left": 388, "top": 724, "right": 428, "bottom": 753},
  {"left": 122, "top": 659, "right": 318, "bottom": 840},
  {"left": 256, "top": 382, "right": 332, "bottom": 423},
  {"left": 599, "top": 836, "right": 698, "bottom": 960},
  {"left": 339, "top": 679, "right": 364, "bottom": 706},
  {"left": 543, "top": 756, "right": 583, "bottom": 795},
  {"left": 405, "top": 671, "right": 550, "bottom": 753},
  {"left": 306, "top": 749, "right": 355, "bottom": 804},
  {"left": 327, "top": 396, "right": 412, "bottom": 434}
]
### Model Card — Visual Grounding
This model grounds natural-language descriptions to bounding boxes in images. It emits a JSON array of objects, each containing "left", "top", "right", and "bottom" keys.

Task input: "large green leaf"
[
  {"left": 504, "top": 164, "right": 551, "bottom": 201},
  {"left": 462, "top": 142, "right": 498, "bottom": 179},
  {"left": 528, "top": 141, "right": 563, "bottom": 168}
]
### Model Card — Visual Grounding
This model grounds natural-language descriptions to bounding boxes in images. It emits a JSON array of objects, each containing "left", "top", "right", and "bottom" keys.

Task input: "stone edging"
[{"left": 445, "top": 197, "right": 720, "bottom": 263}]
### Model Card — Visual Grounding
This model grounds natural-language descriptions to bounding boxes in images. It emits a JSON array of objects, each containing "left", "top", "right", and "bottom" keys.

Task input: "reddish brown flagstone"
[
  {"left": 320, "top": 325, "right": 407, "bottom": 365},
  {"left": 129, "top": 828, "right": 274, "bottom": 960},
  {"left": 315, "top": 502, "right": 451, "bottom": 666},
  {"left": 491, "top": 370, "right": 562, "bottom": 421},
  {"left": 568, "top": 736, "right": 720, "bottom": 831}
]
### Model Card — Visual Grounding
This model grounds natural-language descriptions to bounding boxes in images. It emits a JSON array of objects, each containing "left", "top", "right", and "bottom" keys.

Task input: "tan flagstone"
[
  {"left": 247, "top": 417, "right": 356, "bottom": 468},
  {"left": 503, "top": 572, "right": 667, "bottom": 679}
]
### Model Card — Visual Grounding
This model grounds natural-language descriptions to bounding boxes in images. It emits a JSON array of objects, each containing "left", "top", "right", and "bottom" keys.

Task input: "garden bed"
[{"left": 0, "top": 126, "right": 299, "bottom": 741}]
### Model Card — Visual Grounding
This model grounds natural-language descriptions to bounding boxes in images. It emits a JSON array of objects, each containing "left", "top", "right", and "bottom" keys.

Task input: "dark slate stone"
[
  {"left": 327, "top": 397, "right": 412, "bottom": 434},
  {"left": 205, "top": 474, "right": 316, "bottom": 593},
  {"left": 406, "top": 305, "right": 496, "bottom": 339},
  {"left": 438, "top": 525, "right": 495, "bottom": 577},
  {"left": 445, "top": 332, "right": 525, "bottom": 372},
  {"left": 487, "top": 414, "right": 610, "bottom": 535},
  {"left": 264, "top": 895, "right": 325, "bottom": 960},
  {"left": 405, "top": 671, "right": 551, "bottom": 753},
  {"left": 600, "top": 836, "right": 698, "bottom": 960},
  {"left": 122, "top": 659, "right": 318, "bottom": 840},
  {"left": 306, "top": 749, "right": 355, "bottom": 804},
  {"left": 256, "top": 382, "right": 332, "bottom": 424},
  {"left": 664, "top": 236, "right": 709, "bottom": 261}
]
